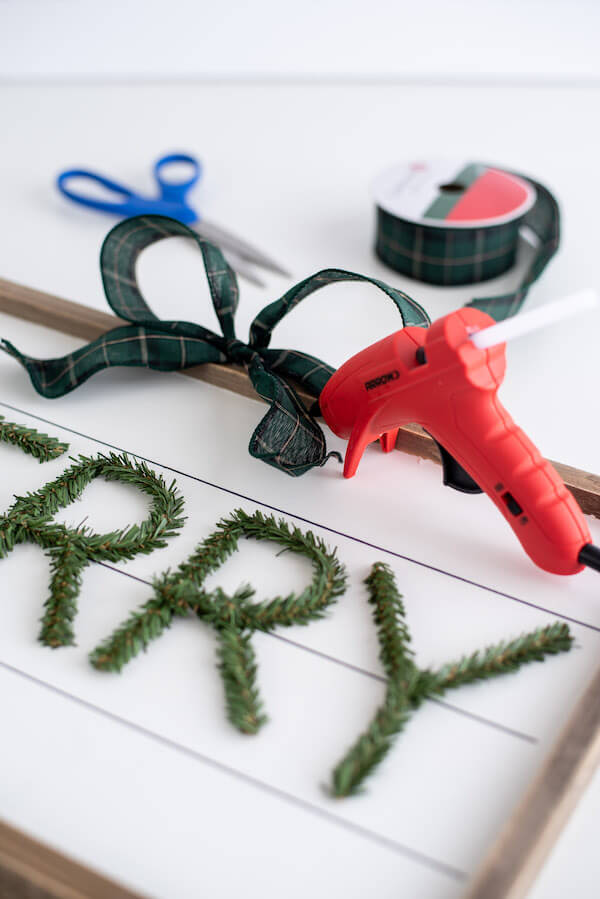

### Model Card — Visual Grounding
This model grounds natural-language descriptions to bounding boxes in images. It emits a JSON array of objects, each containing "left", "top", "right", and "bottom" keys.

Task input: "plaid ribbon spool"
[
  {"left": 1, "top": 215, "right": 430, "bottom": 477},
  {"left": 374, "top": 166, "right": 560, "bottom": 322}
]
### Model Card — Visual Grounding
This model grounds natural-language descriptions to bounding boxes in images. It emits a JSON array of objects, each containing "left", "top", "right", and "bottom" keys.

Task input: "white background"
[
  {"left": 1, "top": 4, "right": 599, "bottom": 899},
  {"left": 1, "top": 0, "right": 599, "bottom": 82}
]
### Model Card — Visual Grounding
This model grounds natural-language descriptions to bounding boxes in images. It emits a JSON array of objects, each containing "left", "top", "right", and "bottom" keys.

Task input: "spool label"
[{"left": 372, "top": 160, "right": 536, "bottom": 229}]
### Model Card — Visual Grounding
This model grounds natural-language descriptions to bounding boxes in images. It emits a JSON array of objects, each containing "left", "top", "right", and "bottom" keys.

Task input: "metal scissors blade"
[
  {"left": 218, "top": 246, "right": 266, "bottom": 288},
  {"left": 194, "top": 218, "right": 291, "bottom": 278}
]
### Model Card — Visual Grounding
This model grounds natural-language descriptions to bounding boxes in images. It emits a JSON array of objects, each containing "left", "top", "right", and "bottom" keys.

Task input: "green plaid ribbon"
[
  {"left": 375, "top": 172, "right": 559, "bottom": 321},
  {"left": 1, "top": 215, "right": 429, "bottom": 477}
]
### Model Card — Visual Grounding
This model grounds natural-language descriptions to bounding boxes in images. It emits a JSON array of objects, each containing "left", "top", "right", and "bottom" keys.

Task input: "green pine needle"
[
  {"left": 90, "top": 597, "right": 176, "bottom": 671},
  {"left": 0, "top": 516, "right": 17, "bottom": 558},
  {"left": 41, "top": 541, "right": 87, "bottom": 647},
  {"left": 0, "top": 415, "right": 69, "bottom": 462},
  {"left": 365, "top": 562, "right": 415, "bottom": 681},
  {"left": 217, "top": 626, "right": 267, "bottom": 734},
  {"left": 426, "top": 621, "right": 574, "bottom": 694}
]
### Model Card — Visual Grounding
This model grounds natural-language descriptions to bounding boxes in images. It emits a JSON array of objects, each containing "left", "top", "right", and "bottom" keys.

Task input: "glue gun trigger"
[
  {"left": 379, "top": 428, "right": 399, "bottom": 453},
  {"left": 430, "top": 437, "right": 483, "bottom": 495}
]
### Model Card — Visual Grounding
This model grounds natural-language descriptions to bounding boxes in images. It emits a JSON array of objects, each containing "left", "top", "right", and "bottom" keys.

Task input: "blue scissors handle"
[
  {"left": 153, "top": 153, "right": 201, "bottom": 204},
  {"left": 56, "top": 153, "right": 201, "bottom": 225}
]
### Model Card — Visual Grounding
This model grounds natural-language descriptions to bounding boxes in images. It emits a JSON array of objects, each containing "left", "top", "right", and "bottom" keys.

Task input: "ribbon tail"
[
  {"left": 468, "top": 175, "right": 560, "bottom": 322},
  {"left": 1, "top": 325, "right": 226, "bottom": 399},
  {"left": 247, "top": 357, "right": 340, "bottom": 477}
]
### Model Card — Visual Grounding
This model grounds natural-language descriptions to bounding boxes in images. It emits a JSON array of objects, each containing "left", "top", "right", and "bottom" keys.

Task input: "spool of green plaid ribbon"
[
  {"left": 1, "top": 215, "right": 430, "bottom": 477},
  {"left": 372, "top": 160, "right": 560, "bottom": 321}
]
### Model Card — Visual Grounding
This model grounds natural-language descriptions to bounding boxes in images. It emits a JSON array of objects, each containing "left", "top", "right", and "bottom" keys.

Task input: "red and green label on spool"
[{"left": 372, "top": 160, "right": 536, "bottom": 229}]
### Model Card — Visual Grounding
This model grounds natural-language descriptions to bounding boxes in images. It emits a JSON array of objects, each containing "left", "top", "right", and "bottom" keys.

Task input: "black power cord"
[{"left": 579, "top": 544, "right": 600, "bottom": 573}]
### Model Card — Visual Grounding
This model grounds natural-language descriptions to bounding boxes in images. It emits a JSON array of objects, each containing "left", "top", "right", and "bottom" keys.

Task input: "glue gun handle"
[{"left": 436, "top": 392, "right": 591, "bottom": 575}]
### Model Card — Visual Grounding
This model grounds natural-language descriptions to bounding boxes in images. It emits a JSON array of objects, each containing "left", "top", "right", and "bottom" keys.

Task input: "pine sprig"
[
  {"left": 1, "top": 452, "right": 185, "bottom": 648},
  {"left": 226, "top": 510, "right": 347, "bottom": 631},
  {"left": 365, "top": 562, "right": 415, "bottom": 681},
  {"left": 0, "top": 415, "right": 68, "bottom": 462},
  {"left": 41, "top": 540, "right": 87, "bottom": 647},
  {"left": 424, "top": 622, "right": 574, "bottom": 695},
  {"left": 0, "top": 515, "right": 17, "bottom": 558},
  {"left": 161, "top": 523, "right": 242, "bottom": 591},
  {"left": 217, "top": 626, "right": 267, "bottom": 734},
  {"left": 90, "top": 597, "right": 177, "bottom": 672},
  {"left": 90, "top": 509, "right": 346, "bottom": 736},
  {"left": 9, "top": 453, "right": 186, "bottom": 558},
  {"left": 331, "top": 565, "right": 417, "bottom": 797},
  {"left": 331, "top": 681, "right": 414, "bottom": 798},
  {"left": 91, "top": 509, "right": 346, "bottom": 664},
  {"left": 330, "top": 564, "right": 574, "bottom": 798}
]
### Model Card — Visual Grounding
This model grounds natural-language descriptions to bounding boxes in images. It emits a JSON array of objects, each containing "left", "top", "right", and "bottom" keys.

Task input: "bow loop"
[
  {"left": 249, "top": 268, "right": 430, "bottom": 350},
  {"left": 100, "top": 215, "right": 239, "bottom": 337},
  {"left": 2, "top": 215, "right": 431, "bottom": 477}
]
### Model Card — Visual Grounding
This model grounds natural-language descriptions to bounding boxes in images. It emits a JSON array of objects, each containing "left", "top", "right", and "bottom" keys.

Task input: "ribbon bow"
[{"left": 1, "top": 215, "right": 430, "bottom": 476}]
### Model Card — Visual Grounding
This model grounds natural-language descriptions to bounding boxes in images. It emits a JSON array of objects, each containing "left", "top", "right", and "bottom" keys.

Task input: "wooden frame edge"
[
  {"left": 463, "top": 664, "right": 600, "bottom": 898},
  {"left": 0, "top": 818, "right": 142, "bottom": 899}
]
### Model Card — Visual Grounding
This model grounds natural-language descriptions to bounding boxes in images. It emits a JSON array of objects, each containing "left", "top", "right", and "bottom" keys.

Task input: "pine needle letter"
[
  {"left": 330, "top": 562, "right": 573, "bottom": 797},
  {"left": 90, "top": 509, "right": 347, "bottom": 735}
]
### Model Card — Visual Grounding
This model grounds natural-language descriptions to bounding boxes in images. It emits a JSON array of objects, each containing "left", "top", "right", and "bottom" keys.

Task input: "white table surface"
[{"left": 0, "top": 81, "right": 599, "bottom": 898}]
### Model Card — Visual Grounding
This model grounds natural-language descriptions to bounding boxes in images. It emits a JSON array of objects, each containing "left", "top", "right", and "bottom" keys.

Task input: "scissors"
[{"left": 56, "top": 152, "right": 290, "bottom": 287}]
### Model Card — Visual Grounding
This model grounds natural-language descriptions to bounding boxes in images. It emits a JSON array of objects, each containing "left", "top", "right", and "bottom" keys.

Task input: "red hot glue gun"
[{"left": 319, "top": 293, "right": 600, "bottom": 577}]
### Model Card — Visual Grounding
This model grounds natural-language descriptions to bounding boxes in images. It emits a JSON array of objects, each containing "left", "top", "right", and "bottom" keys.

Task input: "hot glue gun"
[{"left": 319, "top": 290, "right": 600, "bottom": 577}]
